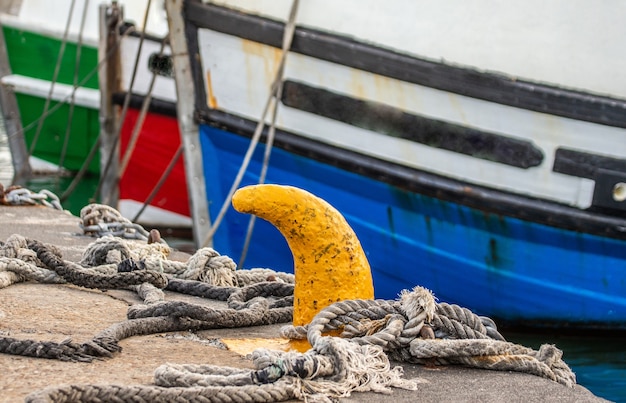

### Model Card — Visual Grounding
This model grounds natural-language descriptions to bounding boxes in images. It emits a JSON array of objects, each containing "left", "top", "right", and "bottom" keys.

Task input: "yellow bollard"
[{"left": 232, "top": 184, "right": 375, "bottom": 326}]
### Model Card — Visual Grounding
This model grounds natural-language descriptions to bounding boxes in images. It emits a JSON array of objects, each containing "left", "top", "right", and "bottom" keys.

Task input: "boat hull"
[
  {"left": 173, "top": 1, "right": 626, "bottom": 329},
  {"left": 1, "top": 24, "right": 100, "bottom": 174},
  {"left": 201, "top": 123, "right": 626, "bottom": 329},
  {"left": 118, "top": 107, "right": 191, "bottom": 228}
]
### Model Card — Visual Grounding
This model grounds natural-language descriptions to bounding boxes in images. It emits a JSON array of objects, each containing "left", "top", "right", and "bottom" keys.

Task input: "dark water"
[
  {"left": 1, "top": 130, "right": 625, "bottom": 402},
  {"left": 506, "top": 331, "right": 626, "bottom": 402},
  {"left": 565, "top": 337, "right": 626, "bottom": 402}
]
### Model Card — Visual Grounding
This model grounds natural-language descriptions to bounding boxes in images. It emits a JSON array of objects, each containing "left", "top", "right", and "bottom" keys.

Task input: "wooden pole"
[
  {"left": 164, "top": 0, "right": 212, "bottom": 248},
  {"left": 98, "top": 2, "right": 121, "bottom": 205},
  {"left": 0, "top": 19, "right": 32, "bottom": 185}
]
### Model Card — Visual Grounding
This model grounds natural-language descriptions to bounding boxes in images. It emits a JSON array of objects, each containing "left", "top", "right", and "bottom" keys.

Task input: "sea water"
[
  {"left": 0, "top": 120, "right": 625, "bottom": 402},
  {"left": 507, "top": 331, "right": 626, "bottom": 402}
]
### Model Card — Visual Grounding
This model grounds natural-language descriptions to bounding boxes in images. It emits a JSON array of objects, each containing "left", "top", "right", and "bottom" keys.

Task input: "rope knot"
[
  {"left": 1, "top": 234, "right": 50, "bottom": 266},
  {"left": 399, "top": 286, "right": 436, "bottom": 322},
  {"left": 80, "top": 236, "right": 132, "bottom": 266},
  {"left": 183, "top": 248, "right": 237, "bottom": 285},
  {"left": 309, "top": 337, "right": 419, "bottom": 397},
  {"left": 394, "top": 286, "right": 438, "bottom": 346},
  {"left": 0, "top": 234, "right": 28, "bottom": 258}
]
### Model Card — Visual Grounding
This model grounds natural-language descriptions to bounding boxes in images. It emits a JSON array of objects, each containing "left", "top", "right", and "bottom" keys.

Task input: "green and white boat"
[
  {"left": 0, "top": 0, "right": 166, "bottom": 172},
  {"left": 0, "top": 0, "right": 191, "bottom": 228}
]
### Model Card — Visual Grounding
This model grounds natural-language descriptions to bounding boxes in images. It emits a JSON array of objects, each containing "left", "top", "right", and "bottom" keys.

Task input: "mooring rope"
[
  {"left": 0, "top": 231, "right": 577, "bottom": 402},
  {"left": 26, "top": 378, "right": 303, "bottom": 403},
  {"left": 0, "top": 233, "right": 295, "bottom": 362}
]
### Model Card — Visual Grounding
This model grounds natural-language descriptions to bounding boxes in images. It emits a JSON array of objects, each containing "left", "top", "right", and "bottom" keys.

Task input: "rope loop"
[{"left": 183, "top": 247, "right": 237, "bottom": 285}]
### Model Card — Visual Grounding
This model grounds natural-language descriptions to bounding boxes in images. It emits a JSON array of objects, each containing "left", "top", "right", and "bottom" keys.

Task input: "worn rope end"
[
  {"left": 305, "top": 337, "right": 421, "bottom": 399},
  {"left": 399, "top": 286, "right": 437, "bottom": 322}
]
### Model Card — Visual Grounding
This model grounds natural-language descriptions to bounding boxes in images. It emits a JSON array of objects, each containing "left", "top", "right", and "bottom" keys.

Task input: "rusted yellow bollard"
[{"left": 232, "top": 184, "right": 375, "bottom": 326}]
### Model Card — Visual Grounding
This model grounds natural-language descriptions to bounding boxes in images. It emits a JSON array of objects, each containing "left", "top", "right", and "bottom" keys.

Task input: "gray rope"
[
  {"left": 236, "top": 268, "right": 294, "bottom": 286},
  {"left": 227, "top": 282, "right": 294, "bottom": 309},
  {"left": 1, "top": 233, "right": 297, "bottom": 363},
  {"left": 79, "top": 236, "right": 133, "bottom": 266},
  {"left": 282, "top": 293, "right": 505, "bottom": 344},
  {"left": 80, "top": 204, "right": 156, "bottom": 241},
  {"left": 433, "top": 302, "right": 491, "bottom": 340},
  {"left": 1, "top": 234, "right": 60, "bottom": 261},
  {"left": 155, "top": 364, "right": 257, "bottom": 387},
  {"left": 26, "top": 379, "right": 301, "bottom": 403},
  {"left": 0, "top": 258, "right": 66, "bottom": 287},
  {"left": 132, "top": 282, "right": 165, "bottom": 305},
  {"left": 126, "top": 298, "right": 292, "bottom": 328},
  {"left": 1, "top": 294, "right": 293, "bottom": 363},
  {"left": 79, "top": 232, "right": 294, "bottom": 289},
  {"left": 408, "top": 339, "right": 576, "bottom": 387},
  {"left": 81, "top": 316, "right": 193, "bottom": 358},
  {"left": 0, "top": 336, "right": 94, "bottom": 362},
  {"left": 165, "top": 278, "right": 238, "bottom": 300},
  {"left": 294, "top": 289, "right": 574, "bottom": 387},
  {"left": 29, "top": 239, "right": 168, "bottom": 290}
]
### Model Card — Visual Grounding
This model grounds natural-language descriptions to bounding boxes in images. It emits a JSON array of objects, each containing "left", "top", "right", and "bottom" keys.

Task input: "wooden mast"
[{"left": 164, "top": 0, "right": 211, "bottom": 248}]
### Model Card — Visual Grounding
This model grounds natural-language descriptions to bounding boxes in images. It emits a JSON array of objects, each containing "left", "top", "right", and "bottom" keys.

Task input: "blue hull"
[{"left": 199, "top": 124, "right": 626, "bottom": 329}]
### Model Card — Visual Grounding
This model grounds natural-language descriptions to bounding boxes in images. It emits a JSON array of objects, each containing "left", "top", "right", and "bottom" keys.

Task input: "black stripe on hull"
[
  {"left": 282, "top": 80, "right": 543, "bottom": 169},
  {"left": 112, "top": 92, "right": 178, "bottom": 118},
  {"left": 184, "top": 0, "right": 626, "bottom": 129},
  {"left": 554, "top": 148, "right": 626, "bottom": 180},
  {"left": 554, "top": 148, "right": 626, "bottom": 213},
  {"left": 199, "top": 108, "right": 626, "bottom": 241}
]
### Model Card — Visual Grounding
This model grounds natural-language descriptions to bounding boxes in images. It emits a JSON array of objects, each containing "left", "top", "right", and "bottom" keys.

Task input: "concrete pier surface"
[{"left": 0, "top": 205, "right": 607, "bottom": 402}]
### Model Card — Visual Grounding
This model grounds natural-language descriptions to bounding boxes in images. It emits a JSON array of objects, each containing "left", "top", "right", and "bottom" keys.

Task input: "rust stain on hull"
[{"left": 205, "top": 69, "right": 218, "bottom": 109}]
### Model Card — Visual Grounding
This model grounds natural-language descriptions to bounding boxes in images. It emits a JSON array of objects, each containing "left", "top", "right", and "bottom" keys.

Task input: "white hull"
[
  {"left": 195, "top": 19, "right": 625, "bottom": 209},
  {"left": 209, "top": 0, "right": 626, "bottom": 98}
]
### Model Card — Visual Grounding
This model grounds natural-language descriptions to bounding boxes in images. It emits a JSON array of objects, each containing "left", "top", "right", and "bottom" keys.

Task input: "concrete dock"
[{"left": 0, "top": 205, "right": 607, "bottom": 402}]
